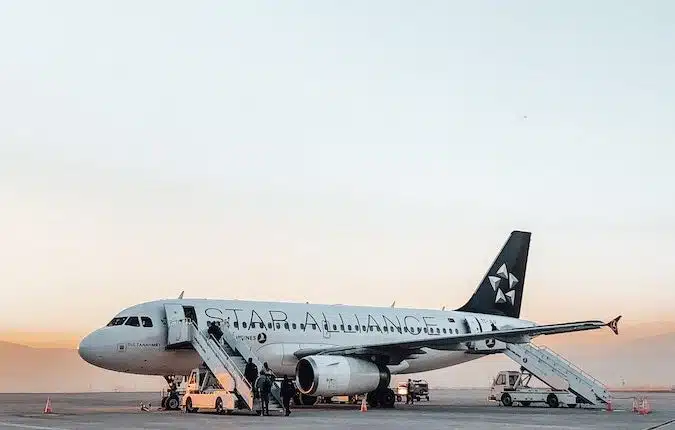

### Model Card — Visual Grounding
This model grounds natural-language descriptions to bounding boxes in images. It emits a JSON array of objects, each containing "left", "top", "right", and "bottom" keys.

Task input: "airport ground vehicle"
[
  {"left": 395, "top": 380, "right": 430, "bottom": 402},
  {"left": 181, "top": 368, "right": 238, "bottom": 414},
  {"left": 488, "top": 370, "right": 578, "bottom": 408}
]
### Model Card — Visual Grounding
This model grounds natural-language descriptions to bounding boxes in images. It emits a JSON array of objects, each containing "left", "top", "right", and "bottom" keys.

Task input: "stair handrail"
[
  {"left": 186, "top": 322, "right": 254, "bottom": 408},
  {"left": 207, "top": 333, "right": 254, "bottom": 394},
  {"left": 533, "top": 345, "right": 608, "bottom": 391},
  {"left": 220, "top": 325, "right": 284, "bottom": 405}
]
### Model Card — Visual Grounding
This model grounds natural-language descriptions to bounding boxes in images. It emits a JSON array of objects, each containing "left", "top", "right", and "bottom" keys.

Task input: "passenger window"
[
  {"left": 234, "top": 322, "right": 239, "bottom": 328},
  {"left": 340, "top": 324, "right": 344, "bottom": 331},
  {"left": 404, "top": 327, "right": 409, "bottom": 332},
  {"left": 348, "top": 325, "right": 352, "bottom": 331},
  {"left": 311, "top": 324, "right": 317, "bottom": 330},
  {"left": 242, "top": 322, "right": 247, "bottom": 328},
  {"left": 324, "top": 324, "right": 329, "bottom": 330},
  {"left": 107, "top": 317, "right": 127, "bottom": 327},
  {"left": 276, "top": 323, "right": 280, "bottom": 329},
  {"left": 141, "top": 317, "right": 153, "bottom": 327},
  {"left": 125, "top": 316, "right": 140, "bottom": 327},
  {"left": 443, "top": 328, "right": 447, "bottom": 334},
  {"left": 362, "top": 325, "right": 366, "bottom": 331},
  {"left": 332, "top": 324, "right": 337, "bottom": 331},
  {"left": 455, "top": 329, "right": 459, "bottom": 334},
  {"left": 268, "top": 323, "right": 273, "bottom": 329},
  {"left": 423, "top": 327, "right": 427, "bottom": 333},
  {"left": 384, "top": 326, "right": 388, "bottom": 332},
  {"left": 292, "top": 323, "right": 297, "bottom": 329},
  {"left": 284, "top": 322, "right": 289, "bottom": 330},
  {"left": 376, "top": 326, "right": 381, "bottom": 332},
  {"left": 300, "top": 323, "right": 305, "bottom": 330},
  {"left": 448, "top": 318, "right": 455, "bottom": 323}
]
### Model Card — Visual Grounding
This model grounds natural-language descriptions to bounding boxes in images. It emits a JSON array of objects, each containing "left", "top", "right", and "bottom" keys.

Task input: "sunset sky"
[{"left": 1, "top": 1, "right": 674, "bottom": 339}]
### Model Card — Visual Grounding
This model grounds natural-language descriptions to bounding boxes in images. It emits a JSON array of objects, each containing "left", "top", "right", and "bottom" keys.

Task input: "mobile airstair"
[
  {"left": 504, "top": 342, "right": 611, "bottom": 407},
  {"left": 166, "top": 316, "right": 283, "bottom": 414}
]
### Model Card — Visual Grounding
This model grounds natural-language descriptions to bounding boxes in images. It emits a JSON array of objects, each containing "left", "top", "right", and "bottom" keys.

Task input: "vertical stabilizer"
[{"left": 456, "top": 230, "right": 531, "bottom": 318}]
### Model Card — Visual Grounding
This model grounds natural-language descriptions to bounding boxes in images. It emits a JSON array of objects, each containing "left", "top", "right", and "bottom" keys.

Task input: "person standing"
[
  {"left": 280, "top": 375, "right": 295, "bottom": 416},
  {"left": 244, "top": 358, "right": 258, "bottom": 387},
  {"left": 255, "top": 370, "right": 272, "bottom": 416}
]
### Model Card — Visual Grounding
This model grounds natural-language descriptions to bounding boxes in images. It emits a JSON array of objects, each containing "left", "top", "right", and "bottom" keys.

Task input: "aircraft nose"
[{"left": 78, "top": 330, "right": 104, "bottom": 365}]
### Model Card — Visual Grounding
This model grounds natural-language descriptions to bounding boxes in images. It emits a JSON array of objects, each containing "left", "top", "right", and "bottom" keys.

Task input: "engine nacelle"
[{"left": 295, "top": 355, "right": 390, "bottom": 397}]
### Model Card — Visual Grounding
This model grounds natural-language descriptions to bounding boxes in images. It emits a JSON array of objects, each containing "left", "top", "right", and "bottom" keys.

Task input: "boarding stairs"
[
  {"left": 504, "top": 342, "right": 610, "bottom": 407},
  {"left": 186, "top": 321, "right": 256, "bottom": 410},
  {"left": 166, "top": 317, "right": 283, "bottom": 414},
  {"left": 219, "top": 324, "right": 284, "bottom": 413}
]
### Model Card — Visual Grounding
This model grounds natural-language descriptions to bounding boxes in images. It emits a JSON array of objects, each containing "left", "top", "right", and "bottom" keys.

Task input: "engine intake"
[{"left": 295, "top": 355, "right": 390, "bottom": 397}]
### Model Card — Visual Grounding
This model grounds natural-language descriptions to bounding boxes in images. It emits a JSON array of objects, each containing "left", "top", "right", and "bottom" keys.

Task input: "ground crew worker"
[
  {"left": 406, "top": 378, "right": 414, "bottom": 404},
  {"left": 244, "top": 358, "right": 258, "bottom": 388},
  {"left": 280, "top": 375, "right": 295, "bottom": 416},
  {"left": 255, "top": 370, "right": 272, "bottom": 416}
]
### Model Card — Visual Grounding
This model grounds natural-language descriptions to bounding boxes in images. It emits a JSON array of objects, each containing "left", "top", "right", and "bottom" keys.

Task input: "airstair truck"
[
  {"left": 181, "top": 367, "right": 238, "bottom": 414},
  {"left": 489, "top": 370, "right": 578, "bottom": 408}
]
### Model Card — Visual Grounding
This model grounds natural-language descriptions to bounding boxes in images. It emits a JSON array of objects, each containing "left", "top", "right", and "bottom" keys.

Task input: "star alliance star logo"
[{"left": 489, "top": 263, "right": 518, "bottom": 305}]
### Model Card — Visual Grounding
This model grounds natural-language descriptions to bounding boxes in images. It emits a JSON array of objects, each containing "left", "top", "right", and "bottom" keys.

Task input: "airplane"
[{"left": 78, "top": 230, "right": 621, "bottom": 408}]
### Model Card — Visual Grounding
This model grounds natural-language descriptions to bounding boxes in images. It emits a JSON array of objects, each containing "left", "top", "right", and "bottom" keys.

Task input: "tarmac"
[{"left": 0, "top": 389, "right": 673, "bottom": 430}]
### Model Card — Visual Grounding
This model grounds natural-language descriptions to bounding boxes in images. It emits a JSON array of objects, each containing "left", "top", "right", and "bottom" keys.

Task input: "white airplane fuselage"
[{"left": 78, "top": 298, "right": 534, "bottom": 377}]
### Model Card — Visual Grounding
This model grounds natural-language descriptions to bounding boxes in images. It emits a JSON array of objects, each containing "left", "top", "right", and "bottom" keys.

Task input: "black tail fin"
[{"left": 456, "top": 230, "right": 531, "bottom": 319}]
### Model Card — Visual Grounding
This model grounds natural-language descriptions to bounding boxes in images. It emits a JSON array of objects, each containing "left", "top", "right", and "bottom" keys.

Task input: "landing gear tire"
[
  {"left": 377, "top": 389, "right": 396, "bottom": 409},
  {"left": 366, "top": 391, "right": 379, "bottom": 408},
  {"left": 547, "top": 394, "right": 559, "bottom": 408},
  {"left": 396, "top": 395, "right": 402, "bottom": 402},
  {"left": 166, "top": 395, "right": 180, "bottom": 411},
  {"left": 215, "top": 397, "right": 223, "bottom": 414},
  {"left": 501, "top": 393, "right": 513, "bottom": 407}
]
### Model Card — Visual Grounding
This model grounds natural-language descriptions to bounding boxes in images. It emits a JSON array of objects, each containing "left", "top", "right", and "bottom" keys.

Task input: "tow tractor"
[
  {"left": 489, "top": 370, "right": 578, "bottom": 408},
  {"left": 181, "top": 367, "right": 238, "bottom": 414}
]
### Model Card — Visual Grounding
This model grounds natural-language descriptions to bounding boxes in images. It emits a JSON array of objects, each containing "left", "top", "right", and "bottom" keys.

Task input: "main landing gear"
[{"left": 366, "top": 388, "right": 396, "bottom": 409}]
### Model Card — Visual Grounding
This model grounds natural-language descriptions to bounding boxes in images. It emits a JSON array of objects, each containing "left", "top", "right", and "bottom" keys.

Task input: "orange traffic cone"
[
  {"left": 43, "top": 397, "right": 53, "bottom": 414},
  {"left": 360, "top": 397, "right": 367, "bottom": 412}
]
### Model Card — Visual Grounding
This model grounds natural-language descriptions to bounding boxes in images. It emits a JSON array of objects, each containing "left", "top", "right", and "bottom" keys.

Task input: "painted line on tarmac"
[
  {"left": 0, "top": 422, "right": 72, "bottom": 430},
  {"left": 642, "top": 419, "right": 675, "bottom": 430}
]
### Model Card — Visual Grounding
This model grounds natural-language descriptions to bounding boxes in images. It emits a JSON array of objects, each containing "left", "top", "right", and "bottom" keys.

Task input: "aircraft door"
[
  {"left": 464, "top": 317, "right": 482, "bottom": 350},
  {"left": 165, "top": 304, "right": 190, "bottom": 347},
  {"left": 322, "top": 319, "right": 331, "bottom": 339}
]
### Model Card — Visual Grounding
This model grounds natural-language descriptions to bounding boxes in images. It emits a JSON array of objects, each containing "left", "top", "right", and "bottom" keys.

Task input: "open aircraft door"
[
  {"left": 165, "top": 304, "right": 191, "bottom": 348},
  {"left": 463, "top": 316, "right": 482, "bottom": 351}
]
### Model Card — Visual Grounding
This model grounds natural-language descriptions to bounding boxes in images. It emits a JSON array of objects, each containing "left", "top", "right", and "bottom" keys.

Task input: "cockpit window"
[
  {"left": 125, "top": 316, "right": 140, "bottom": 327},
  {"left": 141, "top": 317, "right": 153, "bottom": 327},
  {"left": 107, "top": 317, "right": 127, "bottom": 326}
]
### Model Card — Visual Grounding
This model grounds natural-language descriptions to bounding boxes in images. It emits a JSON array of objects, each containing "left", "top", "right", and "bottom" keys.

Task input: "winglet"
[
  {"left": 178, "top": 291, "right": 184, "bottom": 299},
  {"left": 607, "top": 315, "right": 621, "bottom": 335}
]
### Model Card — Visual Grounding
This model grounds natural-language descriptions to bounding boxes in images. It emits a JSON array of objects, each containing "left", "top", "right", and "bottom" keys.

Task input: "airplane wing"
[{"left": 294, "top": 315, "right": 621, "bottom": 360}]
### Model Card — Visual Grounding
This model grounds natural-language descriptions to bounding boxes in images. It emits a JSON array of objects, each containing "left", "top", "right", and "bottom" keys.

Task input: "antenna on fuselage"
[
  {"left": 441, "top": 305, "right": 445, "bottom": 311},
  {"left": 178, "top": 291, "right": 184, "bottom": 299},
  {"left": 390, "top": 300, "right": 395, "bottom": 308}
]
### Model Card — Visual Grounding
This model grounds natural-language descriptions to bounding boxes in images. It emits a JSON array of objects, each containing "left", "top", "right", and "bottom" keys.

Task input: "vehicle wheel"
[
  {"left": 501, "top": 393, "right": 513, "bottom": 407},
  {"left": 547, "top": 394, "right": 559, "bottom": 408},
  {"left": 215, "top": 397, "right": 223, "bottom": 414},
  {"left": 378, "top": 389, "right": 396, "bottom": 408},
  {"left": 366, "top": 391, "right": 379, "bottom": 408},
  {"left": 520, "top": 401, "right": 531, "bottom": 407},
  {"left": 185, "top": 397, "right": 197, "bottom": 413},
  {"left": 166, "top": 395, "right": 180, "bottom": 410}
]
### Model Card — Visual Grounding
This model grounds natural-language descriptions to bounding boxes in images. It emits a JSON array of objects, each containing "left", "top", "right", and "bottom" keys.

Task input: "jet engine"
[{"left": 295, "top": 355, "right": 390, "bottom": 397}]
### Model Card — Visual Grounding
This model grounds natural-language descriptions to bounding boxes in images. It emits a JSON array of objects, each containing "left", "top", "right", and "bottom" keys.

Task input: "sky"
[{"left": 1, "top": 0, "right": 674, "bottom": 335}]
